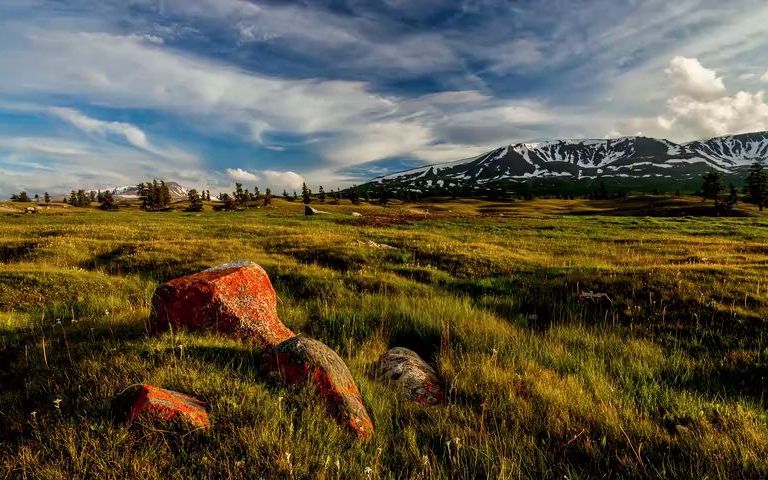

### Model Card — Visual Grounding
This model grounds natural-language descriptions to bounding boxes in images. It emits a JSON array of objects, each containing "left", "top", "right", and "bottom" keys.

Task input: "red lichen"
[
  {"left": 377, "top": 347, "right": 445, "bottom": 405},
  {"left": 150, "top": 261, "right": 294, "bottom": 348},
  {"left": 264, "top": 335, "right": 374, "bottom": 441},
  {"left": 128, "top": 385, "right": 209, "bottom": 429}
]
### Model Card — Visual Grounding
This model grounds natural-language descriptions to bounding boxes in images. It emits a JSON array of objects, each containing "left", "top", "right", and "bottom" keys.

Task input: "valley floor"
[{"left": 1, "top": 198, "right": 767, "bottom": 479}]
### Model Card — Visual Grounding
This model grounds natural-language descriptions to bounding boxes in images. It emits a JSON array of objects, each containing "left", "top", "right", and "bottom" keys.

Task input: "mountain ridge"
[{"left": 366, "top": 131, "right": 768, "bottom": 193}]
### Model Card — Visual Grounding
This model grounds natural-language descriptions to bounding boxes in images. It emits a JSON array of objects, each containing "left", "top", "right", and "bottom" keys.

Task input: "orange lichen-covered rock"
[
  {"left": 114, "top": 384, "right": 209, "bottom": 429},
  {"left": 377, "top": 347, "right": 445, "bottom": 405},
  {"left": 263, "top": 335, "right": 374, "bottom": 441},
  {"left": 150, "top": 261, "right": 294, "bottom": 348}
]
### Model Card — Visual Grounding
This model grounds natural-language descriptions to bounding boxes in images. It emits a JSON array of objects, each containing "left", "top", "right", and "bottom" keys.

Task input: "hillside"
[{"left": 366, "top": 131, "right": 768, "bottom": 194}]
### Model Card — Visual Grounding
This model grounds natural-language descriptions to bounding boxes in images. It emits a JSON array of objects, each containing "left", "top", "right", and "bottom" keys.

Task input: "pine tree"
[
  {"left": 721, "top": 183, "right": 739, "bottom": 211},
  {"left": 282, "top": 189, "right": 289, "bottom": 199},
  {"left": 159, "top": 180, "right": 171, "bottom": 209},
  {"left": 263, "top": 188, "right": 272, "bottom": 207},
  {"left": 701, "top": 171, "right": 724, "bottom": 205},
  {"left": 301, "top": 183, "right": 311, "bottom": 204},
  {"left": 746, "top": 161, "right": 768, "bottom": 211},
  {"left": 254, "top": 186, "right": 261, "bottom": 201},
  {"left": 318, "top": 186, "right": 325, "bottom": 203},
  {"left": 68, "top": 190, "right": 77, "bottom": 206},
  {"left": 379, "top": 186, "right": 390, "bottom": 205},
  {"left": 44, "top": 192, "right": 50, "bottom": 203},
  {"left": 234, "top": 183, "right": 245, "bottom": 206},
  {"left": 349, "top": 185, "right": 360, "bottom": 205},
  {"left": 100, "top": 191, "right": 118, "bottom": 211},
  {"left": 12, "top": 192, "right": 31, "bottom": 202},
  {"left": 186, "top": 189, "right": 204, "bottom": 212},
  {"left": 293, "top": 190, "right": 298, "bottom": 202}
]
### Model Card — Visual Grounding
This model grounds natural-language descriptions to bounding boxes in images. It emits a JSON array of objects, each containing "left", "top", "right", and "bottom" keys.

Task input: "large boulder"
[
  {"left": 113, "top": 384, "right": 209, "bottom": 429},
  {"left": 377, "top": 347, "right": 445, "bottom": 405},
  {"left": 263, "top": 335, "right": 374, "bottom": 441},
  {"left": 150, "top": 261, "right": 295, "bottom": 348}
]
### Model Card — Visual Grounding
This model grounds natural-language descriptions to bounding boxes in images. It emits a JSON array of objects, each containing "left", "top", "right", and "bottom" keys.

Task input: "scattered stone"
[
  {"left": 351, "top": 212, "right": 363, "bottom": 217},
  {"left": 377, "top": 347, "right": 445, "bottom": 406},
  {"left": 305, "top": 205, "right": 329, "bottom": 215},
  {"left": 351, "top": 240, "right": 397, "bottom": 250},
  {"left": 675, "top": 424, "right": 690, "bottom": 435},
  {"left": 150, "top": 261, "right": 295, "bottom": 348},
  {"left": 263, "top": 335, "right": 374, "bottom": 441},
  {"left": 113, "top": 384, "right": 209, "bottom": 429},
  {"left": 24, "top": 206, "right": 38, "bottom": 214}
]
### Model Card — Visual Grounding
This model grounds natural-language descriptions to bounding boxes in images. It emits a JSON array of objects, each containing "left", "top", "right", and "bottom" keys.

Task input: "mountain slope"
[{"left": 368, "top": 132, "right": 768, "bottom": 192}]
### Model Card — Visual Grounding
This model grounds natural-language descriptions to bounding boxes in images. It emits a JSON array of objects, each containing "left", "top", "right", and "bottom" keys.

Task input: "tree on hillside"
[
  {"left": 11, "top": 192, "right": 31, "bottom": 202},
  {"left": 701, "top": 171, "right": 724, "bottom": 206},
  {"left": 379, "top": 185, "right": 390, "bottom": 205},
  {"left": 44, "top": 192, "right": 50, "bottom": 204},
  {"left": 349, "top": 185, "right": 360, "bottom": 205},
  {"left": 720, "top": 184, "right": 739, "bottom": 212},
  {"left": 301, "top": 182, "right": 311, "bottom": 204},
  {"left": 186, "top": 189, "right": 204, "bottom": 212},
  {"left": 318, "top": 186, "right": 325, "bottom": 203},
  {"left": 282, "top": 189, "right": 289, "bottom": 199},
  {"left": 746, "top": 161, "right": 768, "bottom": 211},
  {"left": 88, "top": 191, "right": 97, "bottom": 202},
  {"left": 263, "top": 188, "right": 272, "bottom": 207},
  {"left": 293, "top": 190, "right": 298, "bottom": 202},
  {"left": 253, "top": 186, "right": 261, "bottom": 201},
  {"left": 68, "top": 190, "right": 77, "bottom": 206},
  {"left": 100, "top": 191, "right": 118, "bottom": 211},
  {"left": 233, "top": 183, "right": 246, "bottom": 206}
]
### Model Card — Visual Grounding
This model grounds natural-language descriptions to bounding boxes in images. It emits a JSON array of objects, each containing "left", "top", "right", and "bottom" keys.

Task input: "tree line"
[{"left": 700, "top": 161, "right": 768, "bottom": 212}]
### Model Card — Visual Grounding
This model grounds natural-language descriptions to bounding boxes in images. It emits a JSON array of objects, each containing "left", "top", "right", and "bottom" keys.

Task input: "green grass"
[{"left": 1, "top": 198, "right": 768, "bottom": 479}]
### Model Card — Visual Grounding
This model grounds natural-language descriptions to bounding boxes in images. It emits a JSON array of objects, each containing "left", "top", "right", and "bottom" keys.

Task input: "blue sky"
[{"left": 1, "top": 0, "right": 768, "bottom": 195}]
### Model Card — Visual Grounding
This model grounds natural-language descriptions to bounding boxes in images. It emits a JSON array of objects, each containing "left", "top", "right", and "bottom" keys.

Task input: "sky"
[{"left": 1, "top": 0, "right": 768, "bottom": 195}]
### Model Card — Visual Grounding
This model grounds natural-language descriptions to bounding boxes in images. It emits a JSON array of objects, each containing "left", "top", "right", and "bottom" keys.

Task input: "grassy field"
[{"left": 1, "top": 197, "right": 768, "bottom": 479}]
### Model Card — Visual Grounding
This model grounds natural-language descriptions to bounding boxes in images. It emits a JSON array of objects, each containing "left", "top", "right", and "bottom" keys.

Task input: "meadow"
[{"left": 1, "top": 197, "right": 767, "bottom": 479}]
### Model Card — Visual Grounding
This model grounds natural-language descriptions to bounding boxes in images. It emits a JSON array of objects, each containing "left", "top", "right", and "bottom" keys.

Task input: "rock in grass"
[
  {"left": 304, "top": 205, "right": 329, "bottom": 215},
  {"left": 377, "top": 347, "right": 445, "bottom": 405},
  {"left": 113, "top": 384, "right": 209, "bottom": 429},
  {"left": 150, "top": 261, "right": 295, "bottom": 348},
  {"left": 263, "top": 335, "right": 374, "bottom": 441}
]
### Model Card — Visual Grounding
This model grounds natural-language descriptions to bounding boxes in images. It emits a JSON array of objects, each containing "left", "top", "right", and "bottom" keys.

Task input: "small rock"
[
  {"left": 305, "top": 205, "right": 329, "bottom": 215},
  {"left": 351, "top": 212, "right": 363, "bottom": 217},
  {"left": 263, "top": 335, "right": 374, "bottom": 441},
  {"left": 352, "top": 240, "right": 396, "bottom": 250},
  {"left": 675, "top": 424, "right": 690, "bottom": 435},
  {"left": 113, "top": 384, "right": 209, "bottom": 429},
  {"left": 150, "top": 261, "right": 295, "bottom": 348},
  {"left": 377, "top": 347, "right": 445, "bottom": 405}
]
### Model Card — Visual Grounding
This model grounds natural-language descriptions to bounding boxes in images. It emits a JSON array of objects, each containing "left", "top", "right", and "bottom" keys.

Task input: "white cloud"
[
  {"left": 48, "top": 107, "right": 150, "bottom": 149},
  {"left": 762, "top": 71, "right": 768, "bottom": 83},
  {"left": 262, "top": 170, "right": 304, "bottom": 191},
  {"left": 612, "top": 57, "right": 768, "bottom": 140},
  {"left": 223, "top": 167, "right": 304, "bottom": 191},
  {"left": 225, "top": 168, "right": 259, "bottom": 182},
  {"left": 666, "top": 56, "right": 726, "bottom": 100}
]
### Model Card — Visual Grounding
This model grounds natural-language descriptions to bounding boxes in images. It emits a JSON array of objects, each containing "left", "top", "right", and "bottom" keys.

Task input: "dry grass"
[{"left": 1, "top": 197, "right": 767, "bottom": 479}]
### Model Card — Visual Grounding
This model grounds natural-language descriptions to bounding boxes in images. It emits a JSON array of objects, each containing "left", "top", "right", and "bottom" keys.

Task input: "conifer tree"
[
  {"left": 318, "top": 186, "right": 325, "bottom": 203},
  {"left": 746, "top": 161, "right": 768, "bottom": 211},
  {"left": 100, "top": 191, "right": 118, "bottom": 211},
  {"left": 701, "top": 171, "right": 724, "bottom": 206},
  {"left": 44, "top": 192, "right": 50, "bottom": 203},
  {"left": 186, "top": 189, "right": 204, "bottom": 212},
  {"left": 293, "top": 190, "right": 298, "bottom": 202},
  {"left": 349, "top": 185, "right": 360, "bottom": 205},
  {"left": 283, "top": 189, "right": 289, "bottom": 199},
  {"left": 301, "top": 182, "right": 311, "bottom": 204},
  {"left": 263, "top": 188, "right": 272, "bottom": 207}
]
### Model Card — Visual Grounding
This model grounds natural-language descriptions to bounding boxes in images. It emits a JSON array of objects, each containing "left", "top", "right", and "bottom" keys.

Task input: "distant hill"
[
  {"left": 362, "top": 131, "right": 768, "bottom": 194},
  {"left": 111, "top": 182, "right": 188, "bottom": 200}
]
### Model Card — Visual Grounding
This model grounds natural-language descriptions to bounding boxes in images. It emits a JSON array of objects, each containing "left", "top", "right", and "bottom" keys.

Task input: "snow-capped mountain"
[
  {"left": 367, "top": 131, "right": 768, "bottom": 192},
  {"left": 112, "top": 182, "right": 188, "bottom": 199}
]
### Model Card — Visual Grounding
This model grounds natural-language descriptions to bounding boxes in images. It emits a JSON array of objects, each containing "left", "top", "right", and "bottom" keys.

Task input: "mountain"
[
  {"left": 112, "top": 182, "right": 188, "bottom": 200},
  {"left": 365, "top": 131, "right": 768, "bottom": 193}
]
